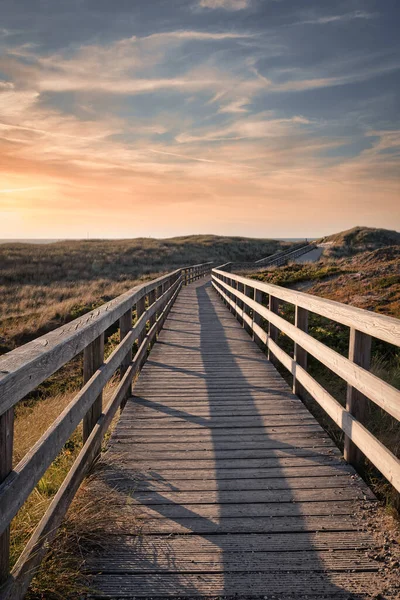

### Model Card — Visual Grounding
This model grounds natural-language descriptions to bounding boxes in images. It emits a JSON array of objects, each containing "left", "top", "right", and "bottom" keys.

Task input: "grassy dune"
[{"left": 0, "top": 235, "right": 284, "bottom": 353}]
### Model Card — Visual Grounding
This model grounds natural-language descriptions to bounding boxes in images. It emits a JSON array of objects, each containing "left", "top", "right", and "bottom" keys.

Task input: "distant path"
[
  {"left": 83, "top": 278, "right": 386, "bottom": 598},
  {"left": 294, "top": 245, "right": 324, "bottom": 263}
]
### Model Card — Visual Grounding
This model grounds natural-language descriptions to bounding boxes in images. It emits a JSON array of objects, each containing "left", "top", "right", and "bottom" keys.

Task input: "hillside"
[
  {"left": 319, "top": 226, "right": 400, "bottom": 257},
  {"left": 0, "top": 235, "right": 285, "bottom": 286},
  {"left": 0, "top": 235, "right": 286, "bottom": 352}
]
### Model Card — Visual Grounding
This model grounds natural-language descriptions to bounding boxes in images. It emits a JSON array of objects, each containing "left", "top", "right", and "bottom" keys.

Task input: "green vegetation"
[{"left": 318, "top": 225, "right": 400, "bottom": 258}]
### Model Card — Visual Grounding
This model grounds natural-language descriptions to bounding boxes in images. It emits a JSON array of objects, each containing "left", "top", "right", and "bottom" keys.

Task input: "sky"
[{"left": 0, "top": 0, "right": 399, "bottom": 239}]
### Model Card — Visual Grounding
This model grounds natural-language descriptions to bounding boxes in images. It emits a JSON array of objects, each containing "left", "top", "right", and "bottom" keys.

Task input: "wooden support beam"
[
  {"left": 253, "top": 289, "right": 265, "bottom": 349},
  {"left": 293, "top": 306, "right": 308, "bottom": 400},
  {"left": 83, "top": 334, "right": 104, "bottom": 447},
  {"left": 0, "top": 408, "right": 13, "bottom": 586},
  {"left": 243, "top": 285, "right": 253, "bottom": 335},
  {"left": 344, "top": 329, "right": 371, "bottom": 471},
  {"left": 268, "top": 296, "right": 279, "bottom": 364},
  {"left": 148, "top": 289, "right": 156, "bottom": 327},
  {"left": 119, "top": 308, "right": 132, "bottom": 410},
  {"left": 136, "top": 295, "right": 146, "bottom": 347}
]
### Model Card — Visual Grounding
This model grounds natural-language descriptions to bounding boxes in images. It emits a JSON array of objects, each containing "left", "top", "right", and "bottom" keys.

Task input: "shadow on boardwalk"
[{"left": 84, "top": 280, "right": 379, "bottom": 598}]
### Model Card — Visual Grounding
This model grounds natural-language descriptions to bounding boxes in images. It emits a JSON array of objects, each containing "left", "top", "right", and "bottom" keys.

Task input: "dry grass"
[
  {"left": 0, "top": 235, "right": 283, "bottom": 353},
  {"left": 10, "top": 378, "right": 119, "bottom": 575}
]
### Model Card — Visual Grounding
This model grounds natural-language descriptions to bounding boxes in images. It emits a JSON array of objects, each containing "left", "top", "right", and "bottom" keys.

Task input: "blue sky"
[{"left": 0, "top": 0, "right": 399, "bottom": 238}]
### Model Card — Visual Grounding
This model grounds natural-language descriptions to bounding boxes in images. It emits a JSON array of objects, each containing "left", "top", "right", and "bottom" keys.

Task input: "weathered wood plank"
[
  {"left": 88, "top": 571, "right": 383, "bottom": 598},
  {"left": 344, "top": 328, "right": 371, "bottom": 469},
  {"left": 0, "top": 408, "right": 13, "bottom": 585},
  {"left": 87, "top": 549, "right": 378, "bottom": 573}
]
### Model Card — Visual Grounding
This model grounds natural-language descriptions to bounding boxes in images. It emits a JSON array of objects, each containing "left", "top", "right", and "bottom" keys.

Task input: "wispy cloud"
[
  {"left": 0, "top": 187, "right": 48, "bottom": 193},
  {"left": 297, "top": 11, "right": 377, "bottom": 26},
  {"left": 198, "top": 0, "right": 251, "bottom": 11},
  {"left": 218, "top": 98, "right": 251, "bottom": 113}
]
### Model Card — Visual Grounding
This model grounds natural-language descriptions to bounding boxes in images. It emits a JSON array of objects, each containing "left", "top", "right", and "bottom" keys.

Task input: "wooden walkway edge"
[{"left": 82, "top": 278, "right": 391, "bottom": 599}]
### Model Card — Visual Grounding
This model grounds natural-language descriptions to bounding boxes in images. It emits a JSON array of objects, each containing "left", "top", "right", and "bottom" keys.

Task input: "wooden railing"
[
  {"left": 0, "top": 262, "right": 212, "bottom": 599},
  {"left": 212, "top": 267, "right": 400, "bottom": 495},
  {"left": 254, "top": 242, "right": 314, "bottom": 267}
]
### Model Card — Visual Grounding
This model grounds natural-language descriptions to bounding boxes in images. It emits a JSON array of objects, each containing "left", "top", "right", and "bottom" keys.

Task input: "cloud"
[
  {"left": 176, "top": 115, "right": 311, "bottom": 143},
  {"left": 1, "top": 30, "right": 255, "bottom": 97},
  {"left": 0, "top": 186, "right": 48, "bottom": 193},
  {"left": 297, "top": 11, "right": 377, "bottom": 26},
  {"left": 218, "top": 98, "right": 250, "bottom": 113},
  {"left": 198, "top": 0, "right": 250, "bottom": 10}
]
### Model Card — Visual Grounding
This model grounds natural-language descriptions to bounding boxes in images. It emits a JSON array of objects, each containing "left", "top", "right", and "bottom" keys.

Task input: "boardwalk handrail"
[
  {"left": 212, "top": 267, "right": 400, "bottom": 494},
  {"left": 255, "top": 242, "right": 314, "bottom": 267},
  {"left": 0, "top": 261, "right": 212, "bottom": 599}
]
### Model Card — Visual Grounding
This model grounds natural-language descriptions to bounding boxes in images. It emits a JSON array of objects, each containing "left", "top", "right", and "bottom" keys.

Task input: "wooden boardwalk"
[{"left": 84, "top": 279, "right": 386, "bottom": 598}]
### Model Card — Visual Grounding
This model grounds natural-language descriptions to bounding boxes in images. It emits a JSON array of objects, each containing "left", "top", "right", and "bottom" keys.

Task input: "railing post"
[
  {"left": 268, "top": 295, "right": 279, "bottom": 364},
  {"left": 0, "top": 408, "right": 14, "bottom": 587},
  {"left": 148, "top": 288, "right": 156, "bottom": 328},
  {"left": 344, "top": 328, "right": 371, "bottom": 471},
  {"left": 231, "top": 278, "right": 238, "bottom": 316},
  {"left": 243, "top": 284, "right": 252, "bottom": 335},
  {"left": 156, "top": 283, "right": 163, "bottom": 318},
  {"left": 253, "top": 288, "right": 264, "bottom": 349},
  {"left": 83, "top": 334, "right": 104, "bottom": 446},
  {"left": 293, "top": 306, "right": 308, "bottom": 399},
  {"left": 119, "top": 308, "right": 132, "bottom": 410},
  {"left": 136, "top": 294, "right": 146, "bottom": 348}
]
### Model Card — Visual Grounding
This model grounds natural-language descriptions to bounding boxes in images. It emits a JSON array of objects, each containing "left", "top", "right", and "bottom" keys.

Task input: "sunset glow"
[{"left": 0, "top": 1, "right": 399, "bottom": 238}]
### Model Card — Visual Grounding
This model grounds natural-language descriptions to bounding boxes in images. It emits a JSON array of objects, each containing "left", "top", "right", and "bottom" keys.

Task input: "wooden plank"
[
  {"left": 87, "top": 549, "right": 378, "bottom": 573},
  {"left": 121, "top": 487, "right": 367, "bottom": 505},
  {"left": 115, "top": 415, "right": 318, "bottom": 428},
  {"left": 0, "top": 408, "right": 13, "bottom": 586},
  {"left": 103, "top": 456, "right": 345, "bottom": 471},
  {"left": 88, "top": 571, "right": 383, "bottom": 597},
  {"left": 102, "top": 474, "right": 355, "bottom": 492},
  {"left": 293, "top": 305, "right": 308, "bottom": 399},
  {"left": 119, "top": 308, "right": 132, "bottom": 408},
  {"left": 84, "top": 514, "right": 360, "bottom": 536},
  {"left": 344, "top": 328, "right": 371, "bottom": 470},
  {"left": 82, "top": 333, "right": 104, "bottom": 445},
  {"left": 112, "top": 425, "right": 326, "bottom": 440},
  {"left": 110, "top": 436, "right": 333, "bottom": 450},
  {"left": 82, "top": 530, "right": 376, "bottom": 552},
  {"left": 111, "top": 447, "right": 340, "bottom": 463}
]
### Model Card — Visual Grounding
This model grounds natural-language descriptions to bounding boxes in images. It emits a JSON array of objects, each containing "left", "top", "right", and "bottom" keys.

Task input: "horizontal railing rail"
[
  {"left": 212, "top": 267, "right": 400, "bottom": 496},
  {"left": 0, "top": 261, "right": 212, "bottom": 600},
  {"left": 255, "top": 242, "right": 314, "bottom": 267},
  {"left": 181, "top": 262, "right": 214, "bottom": 285}
]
